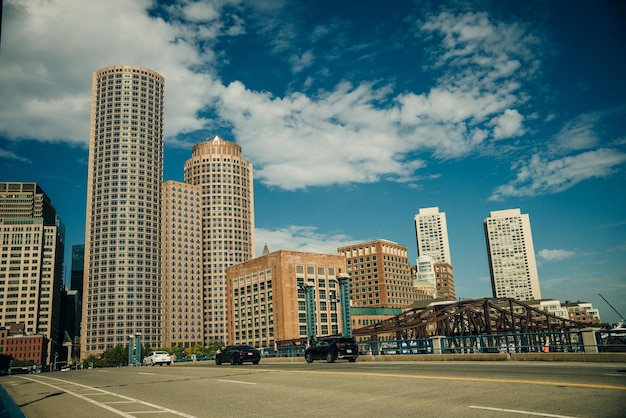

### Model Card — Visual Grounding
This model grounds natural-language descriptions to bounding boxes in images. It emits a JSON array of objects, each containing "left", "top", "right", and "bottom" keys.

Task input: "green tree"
[
  {"left": 206, "top": 339, "right": 225, "bottom": 355},
  {"left": 82, "top": 354, "right": 101, "bottom": 368},
  {"left": 101, "top": 345, "right": 127, "bottom": 367}
]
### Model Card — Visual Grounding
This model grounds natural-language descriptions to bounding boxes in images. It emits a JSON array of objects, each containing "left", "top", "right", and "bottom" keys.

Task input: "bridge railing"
[
  {"left": 264, "top": 329, "right": 625, "bottom": 358},
  {"left": 439, "top": 331, "right": 584, "bottom": 354},
  {"left": 595, "top": 328, "right": 626, "bottom": 352}
]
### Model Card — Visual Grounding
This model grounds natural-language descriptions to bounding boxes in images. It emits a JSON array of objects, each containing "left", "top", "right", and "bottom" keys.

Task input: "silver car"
[{"left": 143, "top": 351, "right": 172, "bottom": 366}]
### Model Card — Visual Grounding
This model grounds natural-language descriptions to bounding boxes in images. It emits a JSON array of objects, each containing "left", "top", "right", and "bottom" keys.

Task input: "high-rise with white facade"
[
  {"left": 183, "top": 136, "right": 254, "bottom": 345},
  {"left": 484, "top": 208, "right": 541, "bottom": 301},
  {"left": 82, "top": 65, "right": 164, "bottom": 357},
  {"left": 414, "top": 207, "right": 451, "bottom": 264},
  {"left": 0, "top": 182, "right": 65, "bottom": 364},
  {"left": 414, "top": 207, "right": 455, "bottom": 299}
]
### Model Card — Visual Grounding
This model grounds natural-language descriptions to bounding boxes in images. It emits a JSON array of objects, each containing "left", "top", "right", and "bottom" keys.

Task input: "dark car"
[
  {"left": 304, "top": 337, "right": 359, "bottom": 363},
  {"left": 215, "top": 345, "right": 261, "bottom": 365}
]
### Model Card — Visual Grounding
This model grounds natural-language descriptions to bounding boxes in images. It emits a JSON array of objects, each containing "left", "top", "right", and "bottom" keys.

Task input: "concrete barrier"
[{"left": 254, "top": 352, "right": 626, "bottom": 363}]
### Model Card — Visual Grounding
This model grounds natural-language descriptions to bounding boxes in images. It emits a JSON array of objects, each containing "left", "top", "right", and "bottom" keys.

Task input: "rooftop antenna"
[{"left": 599, "top": 293, "right": 625, "bottom": 328}]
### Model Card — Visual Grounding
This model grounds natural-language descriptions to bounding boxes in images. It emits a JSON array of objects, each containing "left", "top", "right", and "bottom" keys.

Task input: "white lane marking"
[
  {"left": 469, "top": 405, "right": 578, "bottom": 417},
  {"left": 218, "top": 379, "right": 257, "bottom": 385},
  {"left": 603, "top": 373, "right": 625, "bottom": 377},
  {"left": 19, "top": 376, "right": 197, "bottom": 418},
  {"left": 138, "top": 372, "right": 154, "bottom": 375}
]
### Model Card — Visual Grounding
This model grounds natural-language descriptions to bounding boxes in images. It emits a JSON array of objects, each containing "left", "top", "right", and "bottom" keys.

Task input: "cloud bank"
[{"left": 1, "top": 0, "right": 624, "bottom": 199}]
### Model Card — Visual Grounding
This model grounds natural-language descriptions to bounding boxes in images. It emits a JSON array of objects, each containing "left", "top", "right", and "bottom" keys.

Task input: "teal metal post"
[
  {"left": 299, "top": 284, "right": 316, "bottom": 345},
  {"left": 135, "top": 333, "right": 142, "bottom": 365},
  {"left": 337, "top": 273, "right": 352, "bottom": 337},
  {"left": 128, "top": 336, "right": 134, "bottom": 366}
]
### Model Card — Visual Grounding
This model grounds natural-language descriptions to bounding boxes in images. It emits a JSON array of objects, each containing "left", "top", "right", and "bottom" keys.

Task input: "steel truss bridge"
[{"left": 353, "top": 298, "right": 604, "bottom": 340}]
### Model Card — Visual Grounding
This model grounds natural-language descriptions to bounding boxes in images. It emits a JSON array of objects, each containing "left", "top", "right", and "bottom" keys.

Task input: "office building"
[
  {"left": 484, "top": 208, "right": 541, "bottom": 301},
  {"left": 434, "top": 262, "right": 455, "bottom": 300},
  {"left": 0, "top": 182, "right": 65, "bottom": 364},
  {"left": 82, "top": 65, "right": 165, "bottom": 357},
  {"left": 338, "top": 239, "right": 417, "bottom": 308},
  {"left": 563, "top": 300, "right": 601, "bottom": 324},
  {"left": 414, "top": 207, "right": 452, "bottom": 264},
  {"left": 161, "top": 180, "right": 203, "bottom": 349},
  {"left": 0, "top": 182, "right": 57, "bottom": 225},
  {"left": 414, "top": 207, "right": 455, "bottom": 299},
  {"left": 416, "top": 255, "right": 436, "bottom": 286},
  {"left": 70, "top": 244, "right": 84, "bottom": 294},
  {"left": 226, "top": 250, "right": 347, "bottom": 348},
  {"left": 184, "top": 136, "right": 254, "bottom": 345},
  {"left": 526, "top": 299, "right": 569, "bottom": 319}
]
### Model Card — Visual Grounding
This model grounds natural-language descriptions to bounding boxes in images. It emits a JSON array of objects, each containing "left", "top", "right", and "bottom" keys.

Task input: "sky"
[{"left": 1, "top": 0, "right": 625, "bottom": 325}]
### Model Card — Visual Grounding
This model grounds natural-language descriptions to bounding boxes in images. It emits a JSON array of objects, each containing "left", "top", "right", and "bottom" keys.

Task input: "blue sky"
[{"left": 1, "top": 0, "right": 625, "bottom": 325}]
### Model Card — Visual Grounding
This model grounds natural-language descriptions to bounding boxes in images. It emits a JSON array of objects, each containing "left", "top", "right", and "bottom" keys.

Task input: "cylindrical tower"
[
  {"left": 184, "top": 136, "right": 255, "bottom": 345},
  {"left": 82, "top": 65, "right": 164, "bottom": 358}
]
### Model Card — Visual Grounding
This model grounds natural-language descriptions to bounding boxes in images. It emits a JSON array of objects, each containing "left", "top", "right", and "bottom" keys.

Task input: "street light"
[
  {"left": 298, "top": 283, "right": 316, "bottom": 347},
  {"left": 135, "top": 332, "right": 142, "bottom": 366},
  {"left": 336, "top": 272, "right": 352, "bottom": 338}
]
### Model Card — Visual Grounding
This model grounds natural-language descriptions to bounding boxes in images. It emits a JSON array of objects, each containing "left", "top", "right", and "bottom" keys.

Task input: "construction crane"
[{"left": 599, "top": 293, "right": 625, "bottom": 329}]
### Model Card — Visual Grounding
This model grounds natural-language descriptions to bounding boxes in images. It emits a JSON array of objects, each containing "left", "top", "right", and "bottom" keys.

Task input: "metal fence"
[
  {"left": 440, "top": 332, "right": 584, "bottom": 354},
  {"left": 596, "top": 328, "right": 626, "bottom": 352},
  {"left": 262, "top": 330, "right": 625, "bottom": 358},
  {"left": 358, "top": 338, "right": 433, "bottom": 356}
]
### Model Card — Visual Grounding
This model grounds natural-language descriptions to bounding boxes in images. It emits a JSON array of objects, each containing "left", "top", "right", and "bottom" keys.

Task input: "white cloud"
[
  {"left": 0, "top": 148, "right": 31, "bottom": 163},
  {"left": 289, "top": 50, "right": 315, "bottom": 73},
  {"left": 254, "top": 226, "right": 359, "bottom": 256},
  {"left": 490, "top": 148, "right": 626, "bottom": 200},
  {"left": 553, "top": 113, "right": 600, "bottom": 152},
  {"left": 492, "top": 109, "right": 524, "bottom": 140},
  {"left": 0, "top": 3, "right": 544, "bottom": 190},
  {"left": 537, "top": 249, "right": 576, "bottom": 262},
  {"left": 0, "top": 0, "right": 236, "bottom": 144}
]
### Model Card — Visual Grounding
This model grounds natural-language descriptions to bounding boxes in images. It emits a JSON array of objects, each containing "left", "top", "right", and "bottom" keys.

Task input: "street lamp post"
[
  {"left": 298, "top": 283, "right": 316, "bottom": 346},
  {"left": 135, "top": 333, "right": 142, "bottom": 366},
  {"left": 336, "top": 272, "right": 352, "bottom": 338},
  {"left": 128, "top": 335, "right": 135, "bottom": 366}
]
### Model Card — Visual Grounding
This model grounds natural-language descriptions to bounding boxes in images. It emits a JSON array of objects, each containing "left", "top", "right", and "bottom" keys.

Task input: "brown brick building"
[
  {"left": 338, "top": 239, "right": 419, "bottom": 308},
  {"left": 226, "top": 250, "right": 347, "bottom": 348}
]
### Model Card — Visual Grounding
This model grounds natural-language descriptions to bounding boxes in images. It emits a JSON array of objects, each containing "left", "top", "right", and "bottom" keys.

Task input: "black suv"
[{"left": 304, "top": 337, "right": 359, "bottom": 363}]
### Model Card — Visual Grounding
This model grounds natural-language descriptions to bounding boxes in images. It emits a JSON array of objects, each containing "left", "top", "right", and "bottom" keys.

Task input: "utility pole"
[{"left": 599, "top": 294, "right": 625, "bottom": 327}]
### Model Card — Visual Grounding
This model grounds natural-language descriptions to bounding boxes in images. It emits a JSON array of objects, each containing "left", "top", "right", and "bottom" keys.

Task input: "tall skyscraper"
[
  {"left": 82, "top": 65, "right": 164, "bottom": 357},
  {"left": 414, "top": 207, "right": 451, "bottom": 264},
  {"left": 183, "top": 136, "right": 255, "bottom": 345},
  {"left": 484, "top": 208, "right": 541, "bottom": 301},
  {"left": 414, "top": 207, "right": 455, "bottom": 299},
  {"left": 0, "top": 182, "right": 65, "bottom": 364},
  {"left": 161, "top": 180, "right": 203, "bottom": 349}
]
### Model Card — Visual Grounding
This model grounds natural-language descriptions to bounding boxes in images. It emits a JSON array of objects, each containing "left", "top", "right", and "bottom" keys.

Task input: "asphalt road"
[{"left": 1, "top": 361, "right": 625, "bottom": 417}]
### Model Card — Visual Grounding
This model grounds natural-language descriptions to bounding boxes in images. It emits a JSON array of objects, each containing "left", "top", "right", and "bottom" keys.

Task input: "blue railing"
[
  {"left": 266, "top": 331, "right": 595, "bottom": 358},
  {"left": 440, "top": 331, "right": 584, "bottom": 354},
  {"left": 596, "top": 328, "right": 626, "bottom": 352},
  {"left": 358, "top": 338, "right": 433, "bottom": 355}
]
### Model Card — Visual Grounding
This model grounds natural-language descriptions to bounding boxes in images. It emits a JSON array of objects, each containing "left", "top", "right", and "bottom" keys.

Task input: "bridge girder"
[{"left": 353, "top": 298, "right": 597, "bottom": 340}]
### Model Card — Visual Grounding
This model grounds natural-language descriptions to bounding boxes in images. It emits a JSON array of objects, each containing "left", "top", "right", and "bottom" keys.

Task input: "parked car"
[
  {"left": 305, "top": 337, "right": 359, "bottom": 363},
  {"left": 215, "top": 345, "right": 261, "bottom": 365},
  {"left": 143, "top": 351, "right": 172, "bottom": 366}
]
